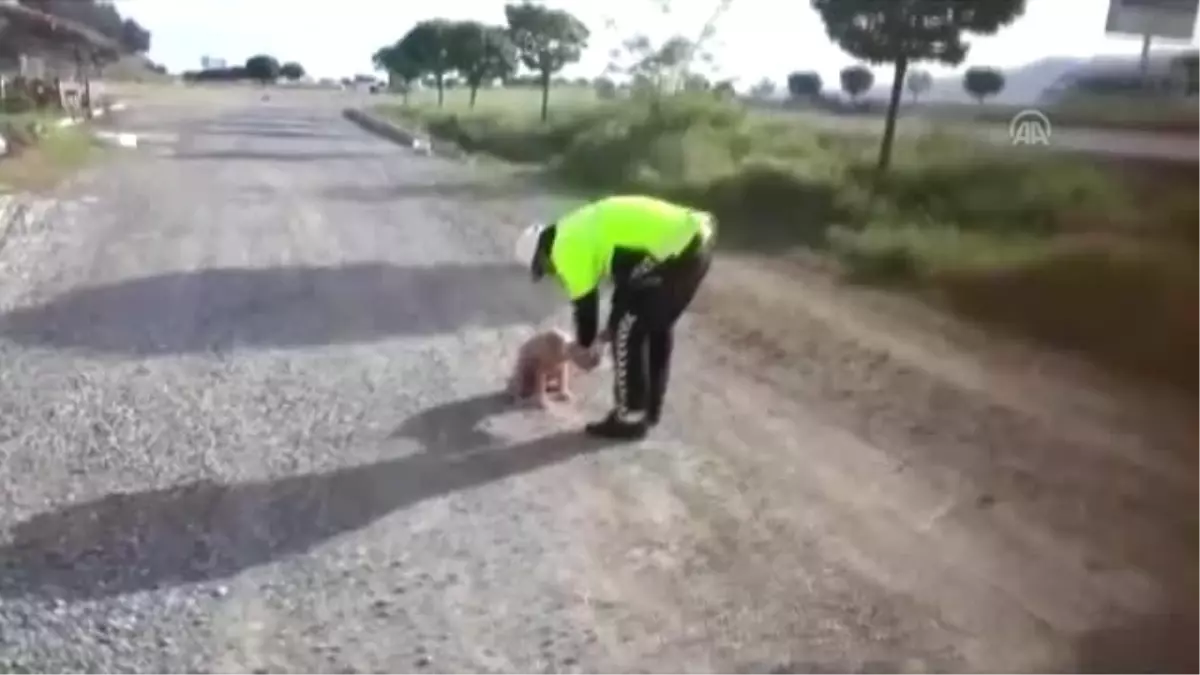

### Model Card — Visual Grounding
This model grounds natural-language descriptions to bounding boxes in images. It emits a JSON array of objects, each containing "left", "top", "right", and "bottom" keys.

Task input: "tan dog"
[{"left": 508, "top": 328, "right": 574, "bottom": 406}]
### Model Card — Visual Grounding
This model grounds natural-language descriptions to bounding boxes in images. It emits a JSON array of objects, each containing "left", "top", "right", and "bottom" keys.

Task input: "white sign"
[
  {"left": 1009, "top": 109, "right": 1052, "bottom": 146},
  {"left": 1106, "top": 0, "right": 1198, "bottom": 40}
]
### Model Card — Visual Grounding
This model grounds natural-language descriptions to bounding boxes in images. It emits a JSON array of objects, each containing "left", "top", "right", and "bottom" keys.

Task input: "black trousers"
[{"left": 610, "top": 235, "right": 712, "bottom": 420}]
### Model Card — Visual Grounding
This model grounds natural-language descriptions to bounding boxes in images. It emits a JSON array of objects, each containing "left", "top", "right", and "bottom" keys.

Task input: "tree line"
[
  {"left": 182, "top": 55, "right": 307, "bottom": 84},
  {"left": 804, "top": 0, "right": 1026, "bottom": 172},
  {"left": 372, "top": 1, "right": 590, "bottom": 121},
  {"left": 784, "top": 64, "right": 1006, "bottom": 104},
  {"left": 16, "top": 0, "right": 150, "bottom": 54},
  {"left": 371, "top": 0, "right": 1028, "bottom": 173}
]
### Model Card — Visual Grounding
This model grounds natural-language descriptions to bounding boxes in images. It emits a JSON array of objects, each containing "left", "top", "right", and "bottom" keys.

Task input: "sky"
[{"left": 113, "top": 0, "right": 1200, "bottom": 84}]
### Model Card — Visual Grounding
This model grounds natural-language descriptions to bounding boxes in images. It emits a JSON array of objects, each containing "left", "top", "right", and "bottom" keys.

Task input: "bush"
[
  {"left": 0, "top": 120, "right": 41, "bottom": 156},
  {"left": 863, "top": 155, "right": 1130, "bottom": 236},
  {"left": 379, "top": 93, "right": 1153, "bottom": 251},
  {"left": 828, "top": 222, "right": 1048, "bottom": 282}
]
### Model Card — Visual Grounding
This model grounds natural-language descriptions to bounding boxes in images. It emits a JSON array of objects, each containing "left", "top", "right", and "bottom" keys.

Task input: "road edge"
[
  {"left": 0, "top": 194, "right": 47, "bottom": 254},
  {"left": 342, "top": 107, "right": 467, "bottom": 160}
]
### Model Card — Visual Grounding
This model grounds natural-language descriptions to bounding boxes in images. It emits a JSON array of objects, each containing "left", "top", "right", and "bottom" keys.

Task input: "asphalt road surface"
[{"left": 0, "top": 89, "right": 1194, "bottom": 672}]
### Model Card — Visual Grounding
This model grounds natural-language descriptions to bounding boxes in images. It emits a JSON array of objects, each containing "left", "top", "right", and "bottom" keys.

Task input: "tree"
[
  {"left": 962, "top": 65, "right": 1004, "bottom": 103},
  {"left": 620, "top": 35, "right": 694, "bottom": 94},
  {"left": 373, "top": 42, "right": 424, "bottom": 104},
  {"left": 120, "top": 18, "right": 150, "bottom": 53},
  {"left": 713, "top": 79, "right": 736, "bottom": 98},
  {"left": 244, "top": 54, "right": 281, "bottom": 84},
  {"left": 601, "top": 0, "right": 733, "bottom": 98},
  {"left": 504, "top": 2, "right": 590, "bottom": 122},
  {"left": 18, "top": 0, "right": 152, "bottom": 55},
  {"left": 749, "top": 77, "right": 776, "bottom": 98},
  {"left": 812, "top": 0, "right": 1027, "bottom": 173},
  {"left": 906, "top": 68, "right": 932, "bottom": 103},
  {"left": 398, "top": 19, "right": 455, "bottom": 107},
  {"left": 787, "top": 71, "right": 823, "bottom": 98},
  {"left": 280, "top": 61, "right": 306, "bottom": 81},
  {"left": 446, "top": 21, "right": 517, "bottom": 108},
  {"left": 839, "top": 64, "right": 873, "bottom": 101}
]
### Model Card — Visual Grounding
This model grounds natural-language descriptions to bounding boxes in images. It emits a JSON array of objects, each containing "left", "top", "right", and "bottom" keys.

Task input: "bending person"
[{"left": 514, "top": 195, "right": 715, "bottom": 440}]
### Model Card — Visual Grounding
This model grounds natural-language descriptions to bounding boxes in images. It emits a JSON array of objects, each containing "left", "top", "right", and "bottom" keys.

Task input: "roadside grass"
[
  {"left": 0, "top": 116, "right": 100, "bottom": 193},
  {"left": 372, "top": 89, "right": 1198, "bottom": 391},
  {"left": 960, "top": 95, "right": 1200, "bottom": 134}
]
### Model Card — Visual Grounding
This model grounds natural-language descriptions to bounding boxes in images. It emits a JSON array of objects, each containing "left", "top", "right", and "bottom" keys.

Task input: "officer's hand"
[{"left": 568, "top": 343, "right": 601, "bottom": 371}]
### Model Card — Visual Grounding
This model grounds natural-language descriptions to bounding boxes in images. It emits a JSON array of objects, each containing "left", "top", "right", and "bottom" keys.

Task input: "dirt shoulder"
[{"left": 682, "top": 249, "right": 1198, "bottom": 671}]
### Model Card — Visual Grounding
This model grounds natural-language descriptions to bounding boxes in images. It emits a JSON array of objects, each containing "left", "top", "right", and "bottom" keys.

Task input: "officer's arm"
[{"left": 571, "top": 291, "right": 599, "bottom": 349}]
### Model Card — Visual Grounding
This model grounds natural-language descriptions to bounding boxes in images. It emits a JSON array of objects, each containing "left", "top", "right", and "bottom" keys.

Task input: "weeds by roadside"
[
  {"left": 373, "top": 95, "right": 1198, "bottom": 391},
  {"left": 0, "top": 117, "right": 99, "bottom": 193}
]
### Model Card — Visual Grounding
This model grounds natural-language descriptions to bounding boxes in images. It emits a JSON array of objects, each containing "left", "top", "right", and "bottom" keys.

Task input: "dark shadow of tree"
[
  {"left": 0, "top": 392, "right": 618, "bottom": 601},
  {"left": 0, "top": 261, "right": 559, "bottom": 355}
]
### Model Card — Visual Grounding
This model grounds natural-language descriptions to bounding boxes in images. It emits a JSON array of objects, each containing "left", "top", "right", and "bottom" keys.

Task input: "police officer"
[{"left": 514, "top": 195, "right": 715, "bottom": 440}]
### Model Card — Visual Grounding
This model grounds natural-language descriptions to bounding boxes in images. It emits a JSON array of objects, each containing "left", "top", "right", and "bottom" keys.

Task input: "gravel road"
[{"left": 0, "top": 90, "right": 1194, "bottom": 673}]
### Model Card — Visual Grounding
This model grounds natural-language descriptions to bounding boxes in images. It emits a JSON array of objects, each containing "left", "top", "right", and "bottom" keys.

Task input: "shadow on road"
[
  {"left": 0, "top": 261, "right": 557, "bottom": 355},
  {"left": 0, "top": 392, "right": 617, "bottom": 600},
  {"left": 171, "top": 150, "right": 393, "bottom": 162}
]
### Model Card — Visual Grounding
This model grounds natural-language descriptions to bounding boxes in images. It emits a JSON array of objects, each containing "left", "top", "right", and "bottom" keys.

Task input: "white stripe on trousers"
[{"left": 613, "top": 312, "right": 638, "bottom": 416}]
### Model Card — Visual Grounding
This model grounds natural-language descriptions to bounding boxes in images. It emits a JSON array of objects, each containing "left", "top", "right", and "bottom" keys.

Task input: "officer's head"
[{"left": 514, "top": 222, "right": 557, "bottom": 282}]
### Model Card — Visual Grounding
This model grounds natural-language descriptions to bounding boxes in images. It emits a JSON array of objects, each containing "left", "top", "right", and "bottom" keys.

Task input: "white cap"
[{"left": 513, "top": 222, "right": 547, "bottom": 272}]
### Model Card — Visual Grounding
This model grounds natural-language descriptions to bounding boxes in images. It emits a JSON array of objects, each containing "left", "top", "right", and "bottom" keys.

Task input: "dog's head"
[{"left": 543, "top": 329, "right": 572, "bottom": 362}]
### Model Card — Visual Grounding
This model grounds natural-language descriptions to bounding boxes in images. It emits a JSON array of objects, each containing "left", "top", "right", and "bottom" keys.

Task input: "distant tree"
[
  {"left": 839, "top": 64, "right": 873, "bottom": 101},
  {"left": 812, "top": 0, "right": 1027, "bottom": 173},
  {"left": 398, "top": 19, "right": 455, "bottom": 107},
  {"left": 280, "top": 61, "right": 306, "bottom": 81},
  {"left": 244, "top": 54, "right": 281, "bottom": 84},
  {"left": 906, "top": 68, "right": 932, "bottom": 103},
  {"left": 504, "top": 2, "right": 590, "bottom": 122},
  {"left": 446, "top": 21, "right": 517, "bottom": 108},
  {"left": 373, "top": 42, "right": 424, "bottom": 104},
  {"left": 749, "top": 77, "right": 776, "bottom": 98},
  {"left": 787, "top": 71, "right": 823, "bottom": 98},
  {"left": 963, "top": 66, "right": 1005, "bottom": 103},
  {"left": 712, "top": 79, "right": 736, "bottom": 98}
]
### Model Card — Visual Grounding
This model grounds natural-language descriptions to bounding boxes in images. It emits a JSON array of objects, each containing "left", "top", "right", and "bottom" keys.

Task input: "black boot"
[
  {"left": 645, "top": 406, "right": 661, "bottom": 427},
  {"left": 584, "top": 410, "right": 647, "bottom": 441}
]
